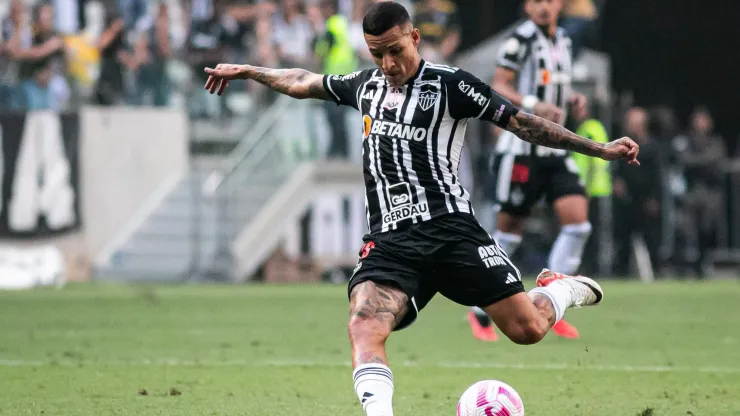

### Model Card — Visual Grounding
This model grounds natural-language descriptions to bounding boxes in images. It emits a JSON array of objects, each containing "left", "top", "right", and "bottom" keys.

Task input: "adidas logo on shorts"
[{"left": 505, "top": 273, "right": 519, "bottom": 284}]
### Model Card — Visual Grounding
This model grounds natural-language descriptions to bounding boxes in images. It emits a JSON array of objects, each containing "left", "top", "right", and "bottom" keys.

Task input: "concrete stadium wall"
[{"left": 80, "top": 107, "right": 188, "bottom": 263}]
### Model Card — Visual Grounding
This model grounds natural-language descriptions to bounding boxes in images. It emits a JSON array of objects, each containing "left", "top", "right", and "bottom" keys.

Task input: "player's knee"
[
  {"left": 505, "top": 317, "right": 549, "bottom": 345},
  {"left": 496, "top": 212, "right": 527, "bottom": 235}
]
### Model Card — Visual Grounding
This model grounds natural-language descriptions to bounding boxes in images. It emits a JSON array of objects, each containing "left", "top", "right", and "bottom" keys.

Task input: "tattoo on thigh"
[{"left": 350, "top": 282, "right": 409, "bottom": 329}]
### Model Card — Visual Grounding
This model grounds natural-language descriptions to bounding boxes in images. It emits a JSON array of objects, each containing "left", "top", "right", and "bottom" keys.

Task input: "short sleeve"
[
  {"left": 322, "top": 69, "right": 372, "bottom": 110},
  {"left": 497, "top": 34, "right": 529, "bottom": 72},
  {"left": 446, "top": 69, "right": 519, "bottom": 127}
]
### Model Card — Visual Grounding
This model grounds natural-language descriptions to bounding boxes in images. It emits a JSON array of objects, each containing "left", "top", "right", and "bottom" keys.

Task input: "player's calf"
[
  {"left": 551, "top": 195, "right": 591, "bottom": 275},
  {"left": 484, "top": 269, "right": 603, "bottom": 345},
  {"left": 348, "top": 281, "right": 409, "bottom": 416},
  {"left": 484, "top": 292, "right": 552, "bottom": 345}
]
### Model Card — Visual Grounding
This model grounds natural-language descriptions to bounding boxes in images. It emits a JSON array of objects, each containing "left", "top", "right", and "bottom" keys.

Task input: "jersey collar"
[{"left": 405, "top": 59, "right": 425, "bottom": 85}]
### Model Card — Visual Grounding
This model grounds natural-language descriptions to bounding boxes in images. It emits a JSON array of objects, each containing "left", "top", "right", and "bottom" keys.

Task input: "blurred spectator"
[
  {"left": 93, "top": 11, "right": 130, "bottom": 105},
  {"left": 224, "top": 0, "right": 275, "bottom": 62},
  {"left": 0, "top": 11, "right": 11, "bottom": 109},
  {"left": 348, "top": 0, "right": 375, "bottom": 66},
  {"left": 223, "top": 0, "right": 275, "bottom": 105},
  {"left": 648, "top": 105, "right": 683, "bottom": 267},
  {"left": 187, "top": 0, "right": 236, "bottom": 118},
  {"left": 53, "top": 0, "right": 81, "bottom": 35},
  {"left": 314, "top": 0, "right": 357, "bottom": 159},
  {"left": 2, "top": 0, "right": 62, "bottom": 110},
  {"left": 271, "top": 0, "right": 316, "bottom": 68},
  {"left": 119, "top": 0, "right": 148, "bottom": 31},
  {"left": 412, "top": 0, "right": 460, "bottom": 63},
  {"left": 12, "top": 2, "right": 70, "bottom": 111},
  {"left": 560, "top": 0, "right": 597, "bottom": 59},
  {"left": 571, "top": 107, "right": 611, "bottom": 275},
  {"left": 672, "top": 107, "right": 727, "bottom": 277},
  {"left": 130, "top": 1, "right": 172, "bottom": 106},
  {"left": 187, "top": 0, "right": 215, "bottom": 24},
  {"left": 612, "top": 107, "right": 663, "bottom": 277}
]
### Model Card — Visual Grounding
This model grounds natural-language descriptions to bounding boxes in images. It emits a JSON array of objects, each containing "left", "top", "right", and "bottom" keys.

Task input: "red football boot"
[{"left": 467, "top": 310, "right": 499, "bottom": 342}]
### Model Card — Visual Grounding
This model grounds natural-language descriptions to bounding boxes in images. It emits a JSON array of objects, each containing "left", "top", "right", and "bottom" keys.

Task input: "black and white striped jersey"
[
  {"left": 323, "top": 60, "right": 518, "bottom": 234},
  {"left": 495, "top": 20, "right": 574, "bottom": 157}
]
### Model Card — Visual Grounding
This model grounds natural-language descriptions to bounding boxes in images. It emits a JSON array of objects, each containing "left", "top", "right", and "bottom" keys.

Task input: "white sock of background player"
[
  {"left": 472, "top": 230, "right": 524, "bottom": 319},
  {"left": 353, "top": 364, "right": 394, "bottom": 416},
  {"left": 547, "top": 222, "right": 592, "bottom": 275}
]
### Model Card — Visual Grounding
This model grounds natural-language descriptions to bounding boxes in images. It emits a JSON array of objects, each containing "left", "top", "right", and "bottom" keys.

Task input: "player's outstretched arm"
[
  {"left": 506, "top": 111, "right": 641, "bottom": 165},
  {"left": 204, "top": 64, "right": 332, "bottom": 101}
]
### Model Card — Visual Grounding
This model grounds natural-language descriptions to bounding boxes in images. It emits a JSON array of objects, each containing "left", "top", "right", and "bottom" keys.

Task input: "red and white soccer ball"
[{"left": 457, "top": 380, "right": 525, "bottom": 416}]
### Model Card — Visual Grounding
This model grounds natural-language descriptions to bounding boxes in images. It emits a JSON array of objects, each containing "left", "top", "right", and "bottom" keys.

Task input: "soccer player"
[
  {"left": 469, "top": 0, "right": 591, "bottom": 342},
  {"left": 203, "top": 3, "right": 639, "bottom": 415}
]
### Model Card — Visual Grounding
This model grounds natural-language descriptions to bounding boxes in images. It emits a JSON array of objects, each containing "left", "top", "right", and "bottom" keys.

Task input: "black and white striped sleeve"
[
  {"left": 446, "top": 69, "right": 519, "bottom": 128},
  {"left": 497, "top": 35, "right": 529, "bottom": 71},
  {"left": 322, "top": 69, "right": 373, "bottom": 110}
]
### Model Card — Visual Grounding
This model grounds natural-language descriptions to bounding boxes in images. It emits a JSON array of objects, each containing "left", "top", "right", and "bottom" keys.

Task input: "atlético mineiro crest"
[{"left": 418, "top": 90, "right": 439, "bottom": 111}]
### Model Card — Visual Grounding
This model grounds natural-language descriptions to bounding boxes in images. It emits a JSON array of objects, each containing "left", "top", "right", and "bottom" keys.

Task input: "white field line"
[{"left": 1, "top": 358, "right": 739, "bottom": 374}]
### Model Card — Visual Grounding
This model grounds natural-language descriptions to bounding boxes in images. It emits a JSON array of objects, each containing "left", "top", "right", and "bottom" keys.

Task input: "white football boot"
[{"left": 535, "top": 268, "right": 603, "bottom": 308}]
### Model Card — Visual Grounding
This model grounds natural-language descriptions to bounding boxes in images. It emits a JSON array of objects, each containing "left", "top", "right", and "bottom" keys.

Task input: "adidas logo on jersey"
[
  {"left": 505, "top": 273, "right": 519, "bottom": 284},
  {"left": 362, "top": 90, "right": 375, "bottom": 101}
]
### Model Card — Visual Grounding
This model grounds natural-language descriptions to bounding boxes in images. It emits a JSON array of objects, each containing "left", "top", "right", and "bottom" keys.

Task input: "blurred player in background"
[
  {"left": 469, "top": 0, "right": 589, "bottom": 341},
  {"left": 203, "top": 3, "right": 640, "bottom": 415}
]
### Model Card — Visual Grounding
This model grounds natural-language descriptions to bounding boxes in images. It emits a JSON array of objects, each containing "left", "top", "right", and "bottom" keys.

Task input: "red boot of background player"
[
  {"left": 551, "top": 319, "right": 580, "bottom": 339},
  {"left": 467, "top": 310, "right": 499, "bottom": 342}
]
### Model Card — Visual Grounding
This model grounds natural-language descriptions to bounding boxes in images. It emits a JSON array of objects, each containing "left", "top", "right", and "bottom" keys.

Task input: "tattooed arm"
[
  {"left": 506, "top": 111, "right": 642, "bottom": 165},
  {"left": 203, "top": 63, "right": 331, "bottom": 100},
  {"left": 243, "top": 66, "right": 331, "bottom": 100},
  {"left": 506, "top": 111, "right": 603, "bottom": 156},
  {"left": 450, "top": 69, "right": 638, "bottom": 165}
]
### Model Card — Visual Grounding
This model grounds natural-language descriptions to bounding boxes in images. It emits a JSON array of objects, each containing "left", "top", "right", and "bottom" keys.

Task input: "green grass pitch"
[{"left": 0, "top": 279, "right": 739, "bottom": 415}]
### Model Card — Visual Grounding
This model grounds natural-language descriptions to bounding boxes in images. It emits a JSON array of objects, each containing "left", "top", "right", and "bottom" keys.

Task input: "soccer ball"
[{"left": 456, "top": 380, "right": 524, "bottom": 416}]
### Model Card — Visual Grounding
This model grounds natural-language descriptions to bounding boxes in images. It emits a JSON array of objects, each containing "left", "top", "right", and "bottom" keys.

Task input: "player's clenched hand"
[
  {"left": 204, "top": 64, "right": 247, "bottom": 95},
  {"left": 533, "top": 102, "right": 564, "bottom": 124},
  {"left": 601, "top": 137, "right": 640, "bottom": 165}
]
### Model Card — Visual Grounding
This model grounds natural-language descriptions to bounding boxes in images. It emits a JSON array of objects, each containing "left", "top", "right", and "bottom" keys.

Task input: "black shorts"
[
  {"left": 491, "top": 154, "right": 586, "bottom": 216},
  {"left": 347, "top": 213, "right": 525, "bottom": 331}
]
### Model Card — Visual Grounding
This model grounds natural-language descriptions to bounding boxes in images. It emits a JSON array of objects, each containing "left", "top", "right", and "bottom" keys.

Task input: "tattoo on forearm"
[
  {"left": 247, "top": 67, "right": 329, "bottom": 100},
  {"left": 508, "top": 112, "right": 603, "bottom": 157}
]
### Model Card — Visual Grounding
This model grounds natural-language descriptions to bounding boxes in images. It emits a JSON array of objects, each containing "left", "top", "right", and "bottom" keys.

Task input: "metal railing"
[{"left": 193, "top": 95, "right": 322, "bottom": 280}]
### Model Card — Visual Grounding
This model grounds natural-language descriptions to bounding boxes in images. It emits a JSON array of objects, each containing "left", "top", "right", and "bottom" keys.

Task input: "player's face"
[
  {"left": 525, "top": 0, "right": 562, "bottom": 27},
  {"left": 625, "top": 109, "right": 648, "bottom": 140},
  {"left": 365, "top": 24, "right": 421, "bottom": 87}
]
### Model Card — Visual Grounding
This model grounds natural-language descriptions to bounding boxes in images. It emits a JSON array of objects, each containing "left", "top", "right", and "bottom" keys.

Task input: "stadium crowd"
[
  {"left": 0, "top": 0, "right": 735, "bottom": 279},
  {"left": 0, "top": 0, "right": 448, "bottom": 115}
]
